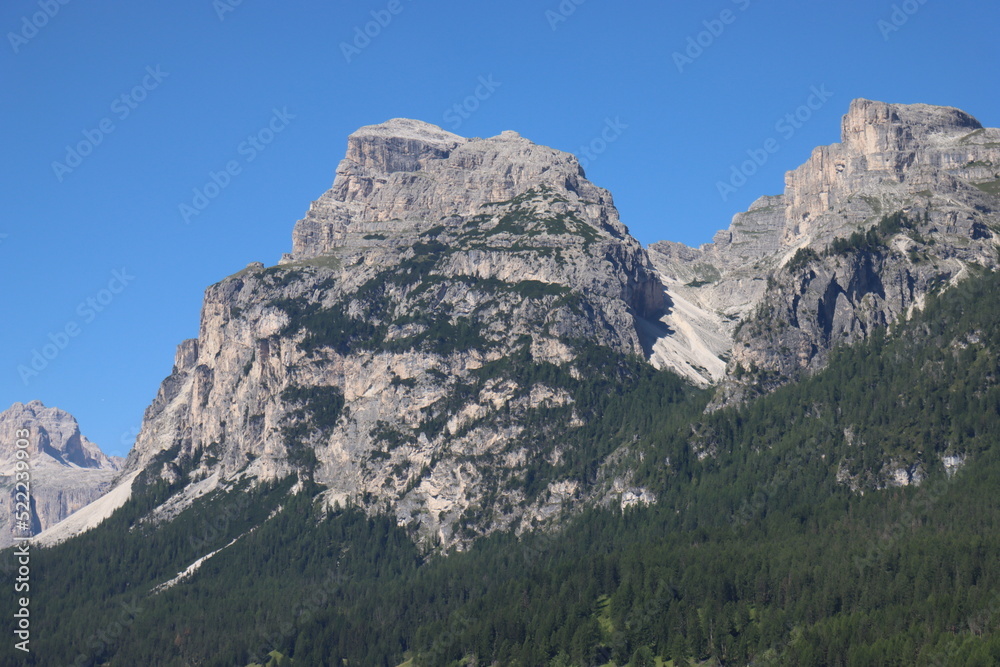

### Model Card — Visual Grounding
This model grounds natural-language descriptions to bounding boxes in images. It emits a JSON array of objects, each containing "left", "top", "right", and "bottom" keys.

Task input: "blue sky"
[{"left": 2, "top": 0, "right": 998, "bottom": 456}]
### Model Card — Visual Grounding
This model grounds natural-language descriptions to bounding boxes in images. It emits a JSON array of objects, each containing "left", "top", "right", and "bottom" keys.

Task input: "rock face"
[
  {"left": 0, "top": 401, "right": 122, "bottom": 547},
  {"left": 119, "top": 120, "right": 669, "bottom": 548},
  {"left": 650, "top": 99, "right": 1000, "bottom": 402},
  {"left": 290, "top": 121, "right": 632, "bottom": 260}
]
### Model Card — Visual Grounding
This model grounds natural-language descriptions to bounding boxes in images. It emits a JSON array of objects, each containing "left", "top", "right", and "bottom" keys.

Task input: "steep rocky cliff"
[
  {"left": 113, "top": 120, "right": 671, "bottom": 548},
  {"left": 0, "top": 401, "right": 121, "bottom": 547},
  {"left": 650, "top": 99, "right": 1000, "bottom": 404}
]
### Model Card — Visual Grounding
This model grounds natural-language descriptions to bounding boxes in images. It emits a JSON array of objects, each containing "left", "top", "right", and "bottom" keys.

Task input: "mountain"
[
  {"left": 0, "top": 401, "right": 121, "bottom": 546},
  {"left": 651, "top": 98, "right": 1000, "bottom": 403},
  {"left": 13, "top": 100, "right": 1000, "bottom": 666},
  {"left": 19, "top": 204, "right": 1000, "bottom": 667},
  {"left": 54, "top": 118, "right": 674, "bottom": 550}
]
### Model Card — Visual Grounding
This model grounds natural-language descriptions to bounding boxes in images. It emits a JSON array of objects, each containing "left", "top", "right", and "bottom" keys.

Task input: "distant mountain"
[{"left": 0, "top": 401, "right": 121, "bottom": 546}]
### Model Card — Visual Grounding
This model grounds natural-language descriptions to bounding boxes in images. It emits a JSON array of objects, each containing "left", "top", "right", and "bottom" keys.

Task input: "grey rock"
[
  {"left": 0, "top": 401, "right": 121, "bottom": 547},
  {"left": 67, "top": 100, "right": 1000, "bottom": 548}
]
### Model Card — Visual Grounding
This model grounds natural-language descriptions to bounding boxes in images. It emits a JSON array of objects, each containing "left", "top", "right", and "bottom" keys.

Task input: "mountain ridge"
[
  {"left": 20, "top": 240, "right": 1000, "bottom": 666},
  {"left": 37, "top": 97, "right": 1000, "bottom": 548},
  {"left": 87, "top": 121, "right": 677, "bottom": 550},
  {"left": 651, "top": 97, "right": 1000, "bottom": 402}
]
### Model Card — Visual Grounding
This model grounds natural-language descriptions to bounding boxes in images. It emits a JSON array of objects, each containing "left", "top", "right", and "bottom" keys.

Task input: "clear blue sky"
[{"left": 2, "top": 0, "right": 998, "bottom": 456}]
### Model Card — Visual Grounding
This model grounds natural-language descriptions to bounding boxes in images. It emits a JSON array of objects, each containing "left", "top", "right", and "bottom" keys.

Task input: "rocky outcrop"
[
  {"left": 0, "top": 401, "right": 122, "bottom": 547},
  {"left": 650, "top": 99, "right": 1000, "bottom": 402},
  {"left": 782, "top": 99, "right": 997, "bottom": 245},
  {"left": 647, "top": 195, "right": 787, "bottom": 385},
  {"left": 289, "top": 120, "right": 634, "bottom": 259}
]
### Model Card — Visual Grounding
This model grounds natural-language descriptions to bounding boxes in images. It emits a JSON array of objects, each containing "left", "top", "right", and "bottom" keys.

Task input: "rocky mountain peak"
[
  {"left": 290, "top": 119, "right": 622, "bottom": 261},
  {"left": 343, "top": 118, "right": 466, "bottom": 174},
  {"left": 842, "top": 98, "right": 982, "bottom": 155},
  {"left": 784, "top": 98, "right": 998, "bottom": 245},
  {"left": 59, "top": 100, "right": 1000, "bottom": 550},
  {"left": 107, "top": 116, "right": 670, "bottom": 549},
  {"left": 0, "top": 401, "right": 121, "bottom": 471},
  {"left": 0, "top": 401, "right": 121, "bottom": 546},
  {"left": 650, "top": 98, "right": 1000, "bottom": 394}
]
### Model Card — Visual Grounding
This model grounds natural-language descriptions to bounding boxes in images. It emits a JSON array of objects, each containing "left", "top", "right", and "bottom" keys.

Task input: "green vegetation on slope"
[{"left": 786, "top": 212, "right": 921, "bottom": 275}]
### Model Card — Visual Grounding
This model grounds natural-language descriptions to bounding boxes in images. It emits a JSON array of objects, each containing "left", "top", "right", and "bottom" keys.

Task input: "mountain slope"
[
  {"left": 70, "top": 100, "right": 1000, "bottom": 552},
  {"left": 13, "top": 100, "right": 1000, "bottom": 666}
]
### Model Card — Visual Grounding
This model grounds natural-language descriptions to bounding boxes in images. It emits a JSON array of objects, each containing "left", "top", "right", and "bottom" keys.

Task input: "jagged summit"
[
  {"left": 843, "top": 98, "right": 983, "bottom": 151},
  {"left": 653, "top": 97, "right": 1000, "bottom": 300},
  {"left": 347, "top": 119, "right": 530, "bottom": 150},
  {"left": 341, "top": 118, "right": 465, "bottom": 176},
  {"left": 351, "top": 118, "right": 465, "bottom": 145},
  {"left": 782, "top": 98, "right": 999, "bottom": 244},
  {"left": 0, "top": 401, "right": 121, "bottom": 546},
  {"left": 288, "top": 118, "right": 619, "bottom": 261},
  {"left": 1, "top": 401, "right": 121, "bottom": 471},
  {"left": 47, "top": 99, "right": 1000, "bottom": 549},
  {"left": 105, "top": 114, "right": 668, "bottom": 548}
]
